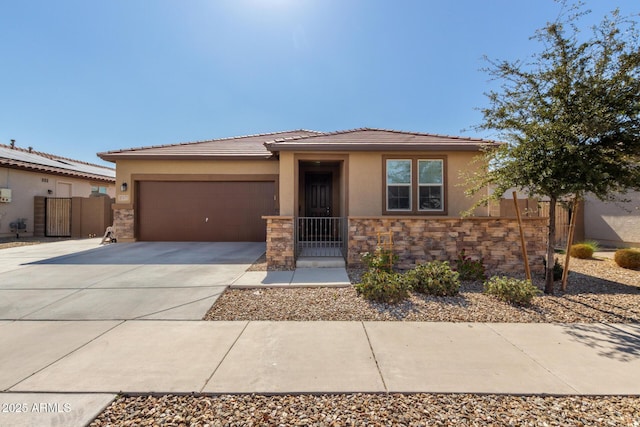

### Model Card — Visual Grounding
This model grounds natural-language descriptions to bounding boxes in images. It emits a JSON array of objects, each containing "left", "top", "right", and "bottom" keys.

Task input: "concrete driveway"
[{"left": 0, "top": 239, "right": 265, "bottom": 320}]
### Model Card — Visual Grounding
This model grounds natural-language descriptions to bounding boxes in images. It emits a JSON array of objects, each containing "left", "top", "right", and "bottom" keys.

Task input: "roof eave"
[
  {"left": 0, "top": 162, "right": 115, "bottom": 182},
  {"left": 265, "top": 143, "right": 501, "bottom": 152},
  {"left": 97, "top": 153, "right": 276, "bottom": 161}
]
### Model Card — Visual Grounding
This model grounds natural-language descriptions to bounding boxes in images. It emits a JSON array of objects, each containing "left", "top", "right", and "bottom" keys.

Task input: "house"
[
  {"left": 0, "top": 141, "right": 116, "bottom": 238},
  {"left": 98, "top": 128, "right": 548, "bottom": 273},
  {"left": 583, "top": 192, "right": 640, "bottom": 248}
]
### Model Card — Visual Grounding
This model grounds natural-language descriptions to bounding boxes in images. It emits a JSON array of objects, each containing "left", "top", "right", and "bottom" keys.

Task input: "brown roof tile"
[
  {"left": 98, "top": 130, "right": 323, "bottom": 161},
  {"left": 264, "top": 128, "right": 501, "bottom": 152}
]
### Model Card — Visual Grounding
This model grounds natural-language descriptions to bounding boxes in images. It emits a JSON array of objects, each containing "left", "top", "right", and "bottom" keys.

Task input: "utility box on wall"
[{"left": 0, "top": 188, "right": 11, "bottom": 203}]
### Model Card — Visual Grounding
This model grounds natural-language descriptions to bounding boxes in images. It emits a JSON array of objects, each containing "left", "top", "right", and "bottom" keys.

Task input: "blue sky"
[{"left": 1, "top": 0, "right": 638, "bottom": 166}]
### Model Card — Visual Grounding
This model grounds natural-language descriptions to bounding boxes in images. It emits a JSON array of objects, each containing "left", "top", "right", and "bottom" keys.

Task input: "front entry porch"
[{"left": 295, "top": 159, "right": 348, "bottom": 266}]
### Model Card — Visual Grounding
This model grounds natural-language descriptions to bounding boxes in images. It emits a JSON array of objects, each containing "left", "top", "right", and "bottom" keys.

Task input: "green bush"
[
  {"left": 405, "top": 261, "right": 460, "bottom": 296},
  {"left": 614, "top": 248, "right": 640, "bottom": 269},
  {"left": 569, "top": 241, "right": 598, "bottom": 259},
  {"left": 483, "top": 276, "right": 541, "bottom": 306},
  {"left": 454, "top": 249, "right": 486, "bottom": 281},
  {"left": 355, "top": 269, "right": 410, "bottom": 303},
  {"left": 361, "top": 247, "right": 398, "bottom": 272}
]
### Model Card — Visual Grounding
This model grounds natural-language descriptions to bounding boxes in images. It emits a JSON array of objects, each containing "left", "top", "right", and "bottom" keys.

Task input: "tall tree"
[{"left": 467, "top": 2, "right": 640, "bottom": 294}]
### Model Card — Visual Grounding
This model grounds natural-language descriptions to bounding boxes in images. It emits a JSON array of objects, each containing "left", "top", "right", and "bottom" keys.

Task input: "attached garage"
[
  {"left": 137, "top": 181, "right": 276, "bottom": 242},
  {"left": 97, "top": 130, "right": 322, "bottom": 242}
]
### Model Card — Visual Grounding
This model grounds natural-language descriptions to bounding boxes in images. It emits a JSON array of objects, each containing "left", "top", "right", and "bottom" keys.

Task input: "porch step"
[{"left": 296, "top": 256, "right": 346, "bottom": 268}]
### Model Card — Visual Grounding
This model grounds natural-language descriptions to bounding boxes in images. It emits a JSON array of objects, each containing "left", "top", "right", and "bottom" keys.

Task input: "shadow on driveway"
[{"left": 28, "top": 242, "right": 266, "bottom": 265}]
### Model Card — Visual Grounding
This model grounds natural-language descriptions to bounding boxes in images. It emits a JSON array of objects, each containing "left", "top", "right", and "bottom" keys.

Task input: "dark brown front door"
[
  {"left": 137, "top": 181, "right": 275, "bottom": 242},
  {"left": 305, "top": 172, "right": 332, "bottom": 217}
]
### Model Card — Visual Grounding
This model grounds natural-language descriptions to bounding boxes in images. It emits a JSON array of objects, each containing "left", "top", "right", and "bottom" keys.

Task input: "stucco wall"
[
  {"left": 277, "top": 150, "right": 489, "bottom": 217},
  {"left": 0, "top": 167, "right": 115, "bottom": 238},
  {"left": 584, "top": 192, "right": 640, "bottom": 247},
  {"left": 278, "top": 153, "right": 296, "bottom": 216}
]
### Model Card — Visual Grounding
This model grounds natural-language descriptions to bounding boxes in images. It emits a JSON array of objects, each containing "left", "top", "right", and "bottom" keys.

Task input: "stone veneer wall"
[
  {"left": 113, "top": 208, "right": 135, "bottom": 241},
  {"left": 264, "top": 216, "right": 295, "bottom": 270},
  {"left": 348, "top": 217, "right": 548, "bottom": 274}
]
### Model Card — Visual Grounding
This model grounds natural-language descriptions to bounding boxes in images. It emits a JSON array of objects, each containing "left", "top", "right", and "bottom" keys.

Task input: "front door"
[{"left": 305, "top": 172, "right": 332, "bottom": 217}]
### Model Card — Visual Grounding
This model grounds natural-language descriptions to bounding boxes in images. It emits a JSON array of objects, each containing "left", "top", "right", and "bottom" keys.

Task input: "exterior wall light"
[{"left": 121, "top": 182, "right": 128, "bottom": 192}]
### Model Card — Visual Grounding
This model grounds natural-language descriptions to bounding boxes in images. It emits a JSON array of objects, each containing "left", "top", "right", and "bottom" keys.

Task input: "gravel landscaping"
[
  {"left": 205, "top": 256, "right": 640, "bottom": 323},
  {"left": 91, "top": 393, "right": 640, "bottom": 426}
]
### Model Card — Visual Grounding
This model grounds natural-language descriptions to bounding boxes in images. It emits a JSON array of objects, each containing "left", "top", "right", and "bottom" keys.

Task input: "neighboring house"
[
  {"left": 583, "top": 192, "right": 640, "bottom": 248},
  {"left": 98, "top": 128, "right": 548, "bottom": 273},
  {"left": 0, "top": 142, "right": 116, "bottom": 238}
]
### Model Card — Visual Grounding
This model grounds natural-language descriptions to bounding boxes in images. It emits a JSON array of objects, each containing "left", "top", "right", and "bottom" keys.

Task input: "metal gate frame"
[{"left": 45, "top": 197, "right": 72, "bottom": 237}]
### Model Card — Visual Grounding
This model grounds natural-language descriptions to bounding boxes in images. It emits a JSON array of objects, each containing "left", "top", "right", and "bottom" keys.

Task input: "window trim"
[
  {"left": 382, "top": 155, "right": 447, "bottom": 215},
  {"left": 385, "top": 159, "right": 412, "bottom": 212},
  {"left": 417, "top": 159, "right": 444, "bottom": 212}
]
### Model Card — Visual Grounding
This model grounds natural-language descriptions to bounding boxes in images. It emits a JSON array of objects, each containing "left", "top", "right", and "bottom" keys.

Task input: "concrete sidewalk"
[
  {"left": 1, "top": 320, "right": 639, "bottom": 426},
  {"left": 5, "top": 320, "right": 639, "bottom": 395},
  {"left": 2, "top": 321, "right": 639, "bottom": 393}
]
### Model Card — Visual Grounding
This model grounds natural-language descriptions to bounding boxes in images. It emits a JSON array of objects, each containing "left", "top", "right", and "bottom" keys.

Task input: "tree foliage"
[{"left": 467, "top": 2, "right": 640, "bottom": 293}]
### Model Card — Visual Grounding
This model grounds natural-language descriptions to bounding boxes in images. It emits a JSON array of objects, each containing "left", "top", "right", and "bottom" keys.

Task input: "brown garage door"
[{"left": 137, "top": 181, "right": 276, "bottom": 242}]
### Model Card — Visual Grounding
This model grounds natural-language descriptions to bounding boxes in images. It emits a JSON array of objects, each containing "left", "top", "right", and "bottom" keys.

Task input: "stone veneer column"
[
  {"left": 113, "top": 208, "right": 135, "bottom": 241},
  {"left": 347, "top": 217, "right": 548, "bottom": 275},
  {"left": 263, "top": 216, "right": 295, "bottom": 270}
]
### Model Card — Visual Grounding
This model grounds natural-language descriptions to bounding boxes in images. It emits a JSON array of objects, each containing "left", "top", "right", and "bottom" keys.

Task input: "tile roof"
[
  {"left": 0, "top": 144, "right": 115, "bottom": 182},
  {"left": 98, "top": 128, "right": 501, "bottom": 162},
  {"left": 97, "top": 130, "right": 324, "bottom": 161},
  {"left": 264, "top": 128, "right": 501, "bottom": 152}
]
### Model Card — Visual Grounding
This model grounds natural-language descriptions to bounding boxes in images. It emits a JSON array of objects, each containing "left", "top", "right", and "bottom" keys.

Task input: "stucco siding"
[
  {"left": 584, "top": 192, "right": 640, "bottom": 247},
  {"left": 348, "top": 152, "right": 382, "bottom": 215},
  {"left": 347, "top": 151, "right": 486, "bottom": 217}
]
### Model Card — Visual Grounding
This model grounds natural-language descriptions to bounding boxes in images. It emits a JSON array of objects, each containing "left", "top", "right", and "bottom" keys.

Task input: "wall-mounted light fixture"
[
  {"left": 47, "top": 189, "right": 53, "bottom": 195},
  {"left": 121, "top": 182, "right": 128, "bottom": 192}
]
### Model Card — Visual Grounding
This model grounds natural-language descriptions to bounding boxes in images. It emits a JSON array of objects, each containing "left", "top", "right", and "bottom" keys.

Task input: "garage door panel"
[{"left": 138, "top": 181, "right": 275, "bottom": 242}]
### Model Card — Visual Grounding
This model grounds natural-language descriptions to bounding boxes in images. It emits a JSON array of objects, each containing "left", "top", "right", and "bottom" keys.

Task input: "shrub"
[
  {"left": 355, "top": 269, "right": 410, "bottom": 303},
  {"left": 569, "top": 241, "right": 598, "bottom": 259},
  {"left": 407, "top": 261, "right": 460, "bottom": 296},
  {"left": 454, "top": 249, "right": 486, "bottom": 281},
  {"left": 361, "top": 247, "right": 398, "bottom": 272},
  {"left": 614, "top": 248, "right": 640, "bottom": 269},
  {"left": 483, "top": 276, "right": 541, "bottom": 306},
  {"left": 542, "top": 257, "right": 564, "bottom": 281}
]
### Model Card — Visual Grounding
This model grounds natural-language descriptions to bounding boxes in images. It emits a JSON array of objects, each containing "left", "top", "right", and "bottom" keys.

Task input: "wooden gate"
[
  {"left": 538, "top": 201, "right": 570, "bottom": 247},
  {"left": 45, "top": 198, "right": 72, "bottom": 237}
]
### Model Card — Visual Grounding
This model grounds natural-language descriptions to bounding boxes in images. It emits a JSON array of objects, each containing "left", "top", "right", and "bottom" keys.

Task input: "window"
[
  {"left": 386, "top": 159, "right": 411, "bottom": 210},
  {"left": 384, "top": 157, "right": 446, "bottom": 214},
  {"left": 91, "top": 185, "right": 107, "bottom": 194},
  {"left": 418, "top": 160, "right": 443, "bottom": 211}
]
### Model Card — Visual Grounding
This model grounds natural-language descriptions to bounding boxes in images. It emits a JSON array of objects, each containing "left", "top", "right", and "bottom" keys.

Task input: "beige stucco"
[
  {"left": 0, "top": 167, "right": 115, "bottom": 238},
  {"left": 278, "top": 153, "right": 296, "bottom": 216},
  {"left": 584, "top": 192, "right": 640, "bottom": 247},
  {"left": 276, "top": 150, "right": 487, "bottom": 217}
]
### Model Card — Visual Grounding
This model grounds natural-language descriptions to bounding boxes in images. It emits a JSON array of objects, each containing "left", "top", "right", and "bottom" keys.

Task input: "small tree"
[{"left": 468, "top": 2, "right": 640, "bottom": 293}]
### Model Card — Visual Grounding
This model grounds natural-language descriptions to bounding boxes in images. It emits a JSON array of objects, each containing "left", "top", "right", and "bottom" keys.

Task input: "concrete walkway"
[
  {"left": 1, "top": 321, "right": 640, "bottom": 426},
  {"left": 231, "top": 268, "right": 351, "bottom": 288}
]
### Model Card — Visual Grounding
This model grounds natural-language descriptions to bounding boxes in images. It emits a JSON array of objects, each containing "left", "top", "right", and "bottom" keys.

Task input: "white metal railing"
[{"left": 295, "top": 217, "right": 347, "bottom": 258}]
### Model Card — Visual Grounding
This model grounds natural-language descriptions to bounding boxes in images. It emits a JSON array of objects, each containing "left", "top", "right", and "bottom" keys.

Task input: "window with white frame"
[
  {"left": 384, "top": 157, "right": 446, "bottom": 214},
  {"left": 418, "top": 159, "right": 443, "bottom": 211},
  {"left": 386, "top": 159, "right": 412, "bottom": 211}
]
